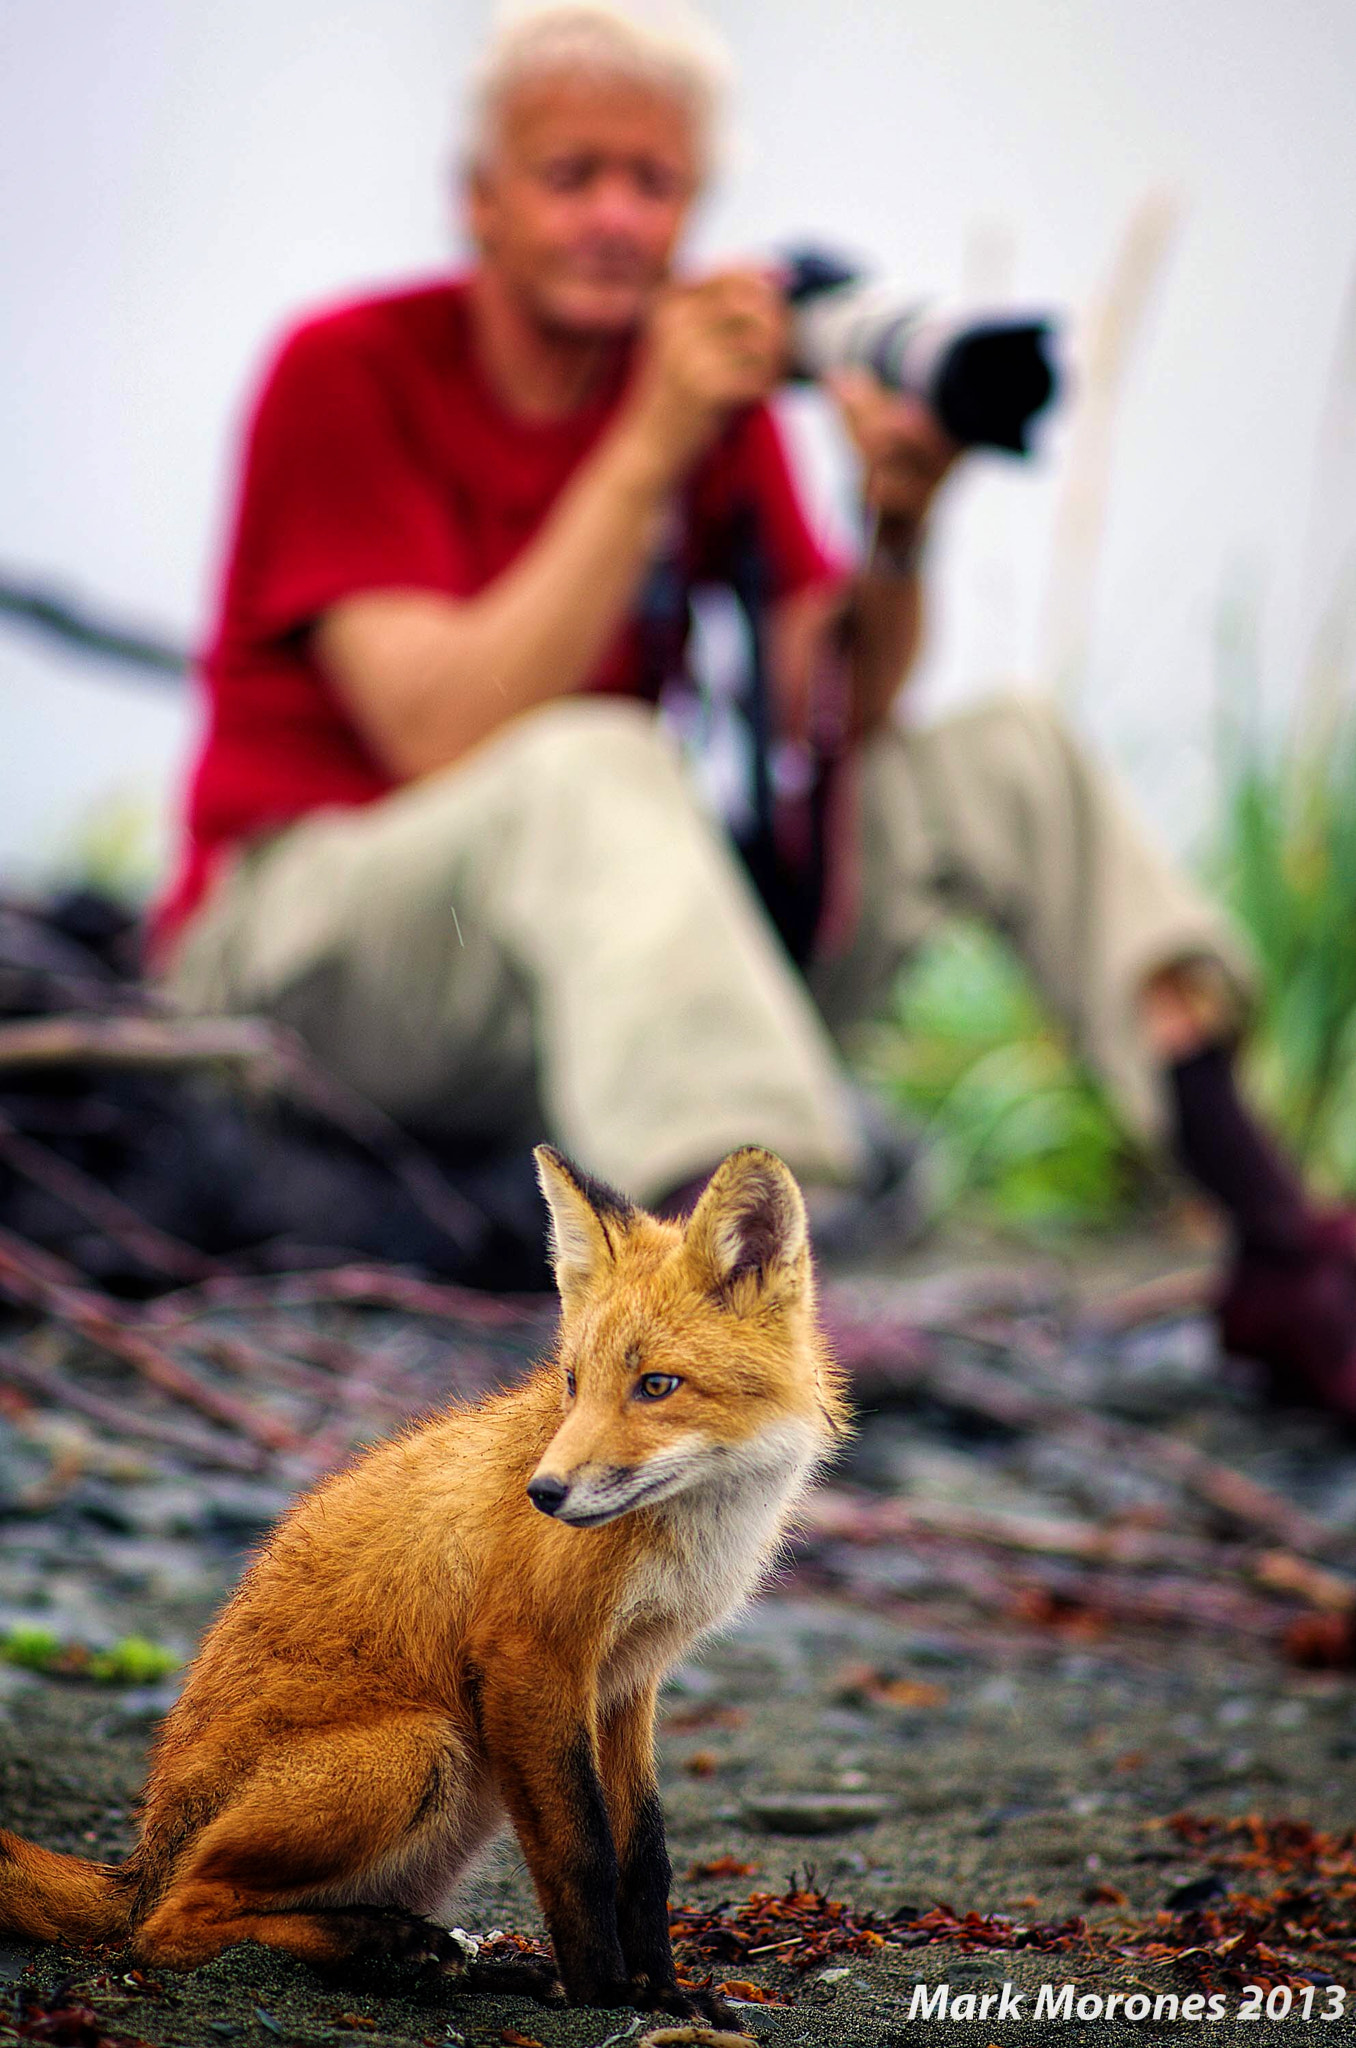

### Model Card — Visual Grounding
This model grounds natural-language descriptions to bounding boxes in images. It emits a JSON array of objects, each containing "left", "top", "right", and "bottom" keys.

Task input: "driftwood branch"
[
  {"left": 143, "top": 1265, "right": 548, "bottom": 1332},
  {"left": 0, "top": 1014, "right": 285, "bottom": 1074},
  {"left": 0, "top": 1341, "right": 261, "bottom": 1471},
  {"left": 823, "top": 1301, "right": 1335, "bottom": 1560},
  {"left": 0, "top": 1107, "right": 221, "bottom": 1282},
  {"left": 805, "top": 1488, "right": 1356, "bottom": 1610},
  {"left": 969, "top": 1359, "right": 1331, "bottom": 1556},
  {"left": 0, "top": 1227, "right": 299, "bottom": 1454},
  {"left": 0, "top": 1012, "right": 490, "bottom": 1265},
  {"left": 1084, "top": 1267, "right": 1216, "bottom": 1333},
  {"left": 797, "top": 1507, "right": 1312, "bottom": 1642}
]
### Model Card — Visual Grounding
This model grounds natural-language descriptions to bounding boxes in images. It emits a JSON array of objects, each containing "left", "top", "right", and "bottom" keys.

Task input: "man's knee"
[{"left": 907, "top": 689, "right": 1094, "bottom": 821}]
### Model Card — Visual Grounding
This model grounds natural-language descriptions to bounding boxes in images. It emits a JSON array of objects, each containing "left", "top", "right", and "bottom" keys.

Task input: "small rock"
[
  {"left": 723, "top": 2001, "right": 782, "bottom": 2036},
  {"left": 110, "top": 1680, "right": 185, "bottom": 1723},
  {"left": 99, "top": 1536, "right": 224, "bottom": 1600},
  {"left": 1165, "top": 1872, "right": 1229, "bottom": 1910},
  {"left": 204, "top": 1479, "right": 295, "bottom": 1534},
  {"left": 0, "top": 1663, "right": 40, "bottom": 1702},
  {"left": 663, "top": 1663, "right": 717, "bottom": 1698},
  {"left": 740, "top": 1791, "right": 890, "bottom": 1835},
  {"left": 1179, "top": 1745, "right": 1267, "bottom": 1788},
  {"left": 898, "top": 1632, "right": 972, "bottom": 1669},
  {"left": 1216, "top": 1696, "right": 1255, "bottom": 1728},
  {"left": 93, "top": 1483, "right": 210, "bottom": 1537},
  {"left": 815, "top": 1708, "right": 875, "bottom": 1738}
]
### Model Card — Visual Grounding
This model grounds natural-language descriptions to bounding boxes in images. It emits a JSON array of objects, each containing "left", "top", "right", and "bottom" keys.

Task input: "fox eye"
[
  {"left": 636, "top": 1372, "right": 681, "bottom": 1401},
  {"left": 565, "top": 1370, "right": 576, "bottom": 1398}
]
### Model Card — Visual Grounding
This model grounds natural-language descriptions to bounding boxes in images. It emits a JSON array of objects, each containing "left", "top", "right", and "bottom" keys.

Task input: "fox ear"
[
  {"left": 534, "top": 1146, "right": 635, "bottom": 1302},
  {"left": 685, "top": 1147, "right": 809, "bottom": 1305}
]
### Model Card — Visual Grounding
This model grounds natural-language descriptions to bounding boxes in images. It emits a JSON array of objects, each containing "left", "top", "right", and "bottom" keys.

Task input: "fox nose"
[{"left": 527, "top": 1475, "right": 570, "bottom": 1517}]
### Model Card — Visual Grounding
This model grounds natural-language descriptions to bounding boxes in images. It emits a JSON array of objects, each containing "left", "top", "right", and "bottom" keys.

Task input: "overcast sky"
[{"left": 2, "top": 0, "right": 1355, "bottom": 889}]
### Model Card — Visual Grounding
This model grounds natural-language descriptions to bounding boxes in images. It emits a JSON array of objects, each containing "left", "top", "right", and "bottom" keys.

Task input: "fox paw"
[
  {"left": 461, "top": 1955, "right": 566, "bottom": 2004},
  {"left": 638, "top": 1984, "right": 740, "bottom": 2028},
  {"left": 359, "top": 1910, "right": 458, "bottom": 1969}
]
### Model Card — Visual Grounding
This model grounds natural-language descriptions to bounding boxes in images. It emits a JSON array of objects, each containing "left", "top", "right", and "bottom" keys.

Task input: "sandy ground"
[{"left": 1, "top": 1233, "right": 1354, "bottom": 2048}]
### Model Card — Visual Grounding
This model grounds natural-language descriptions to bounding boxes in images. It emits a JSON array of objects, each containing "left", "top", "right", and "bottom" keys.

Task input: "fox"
[{"left": 0, "top": 1144, "right": 847, "bottom": 2024}]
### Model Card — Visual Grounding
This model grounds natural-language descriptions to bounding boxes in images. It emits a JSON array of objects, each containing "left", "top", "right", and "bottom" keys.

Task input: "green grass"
[
  {"left": 861, "top": 920, "right": 1145, "bottom": 1237},
  {"left": 0, "top": 1626, "right": 181, "bottom": 1684},
  {"left": 1210, "top": 707, "right": 1356, "bottom": 1197}
]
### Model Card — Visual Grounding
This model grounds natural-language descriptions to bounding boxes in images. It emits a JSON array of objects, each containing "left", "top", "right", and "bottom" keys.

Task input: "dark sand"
[{"left": 1, "top": 1236, "right": 1354, "bottom": 2047}]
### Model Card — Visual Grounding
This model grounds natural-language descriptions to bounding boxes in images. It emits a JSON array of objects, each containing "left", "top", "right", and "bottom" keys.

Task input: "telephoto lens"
[{"left": 784, "top": 246, "right": 1061, "bottom": 454}]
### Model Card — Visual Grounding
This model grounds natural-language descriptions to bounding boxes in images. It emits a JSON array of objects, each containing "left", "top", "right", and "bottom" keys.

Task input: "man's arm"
[
  {"left": 314, "top": 273, "right": 789, "bottom": 782},
  {"left": 827, "top": 373, "right": 960, "bottom": 738}
]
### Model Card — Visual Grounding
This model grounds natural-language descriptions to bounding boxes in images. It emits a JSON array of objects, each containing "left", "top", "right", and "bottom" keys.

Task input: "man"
[{"left": 159, "top": 3, "right": 1355, "bottom": 1403}]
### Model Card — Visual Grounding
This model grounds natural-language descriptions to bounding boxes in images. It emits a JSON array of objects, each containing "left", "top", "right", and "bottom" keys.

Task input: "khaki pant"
[{"left": 165, "top": 692, "right": 1253, "bottom": 1203}]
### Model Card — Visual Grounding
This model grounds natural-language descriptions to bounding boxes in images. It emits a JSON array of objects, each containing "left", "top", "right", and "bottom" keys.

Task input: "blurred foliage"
[
  {"left": 861, "top": 920, "right": 1145, "bottom": 1237},
  {"left": 1210, "top": 706, "right": 1356, "bottom": 1197},
  {"left": 0, "top": 1625, "right": 181, "bottom": 1684},
  {"left": 59, "top": 788, "right": 162, "bottom": 902}
]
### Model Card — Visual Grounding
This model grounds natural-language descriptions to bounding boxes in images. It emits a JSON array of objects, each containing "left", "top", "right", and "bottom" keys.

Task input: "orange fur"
[{"left": 0, "top": 1148, "right": 845, "bottom": 2019}]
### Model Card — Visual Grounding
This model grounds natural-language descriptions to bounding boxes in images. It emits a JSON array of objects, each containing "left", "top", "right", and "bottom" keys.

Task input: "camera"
[{"left": 784, "top": 247, "right": 1061, "bottom": 454}]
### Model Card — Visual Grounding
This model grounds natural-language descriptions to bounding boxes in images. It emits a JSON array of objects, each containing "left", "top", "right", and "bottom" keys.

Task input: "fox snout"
[
  {"left": 526, "top": 1474, "right": 570, "bottom": 1517},
  {"left": 525, "top": 1447, "right": 693, "bottom": 1527},
  {"left": 524, "top": 1463, "right": 642, "bottom": 1525}
]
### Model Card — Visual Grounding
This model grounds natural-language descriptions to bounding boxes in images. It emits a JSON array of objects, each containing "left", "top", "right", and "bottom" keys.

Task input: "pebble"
[
  {"left": 740, "top": 1790, "right": 890, "bottom": 1834},
  {"left": 203, "top": 1479, "right": 296, "bottom": 1534},
  {"left": 663, "top": 1663, "right": 718, "bottom": 1698},
  {"left": 105, "top": 1483, "right": 212, "bottom": 1537},
  {"left": 722, "top": 2002, "right": 782, "bottom": 2036},
  {"left": 108, "top": 1680, "right": 185, "bottom": 1723},
  {"left": 1216, "top": 1696, "right": 1255, "bottom": 1727}
]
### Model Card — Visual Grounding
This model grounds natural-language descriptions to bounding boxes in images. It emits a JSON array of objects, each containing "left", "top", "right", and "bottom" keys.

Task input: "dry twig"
[
  {"left": 0, "top": 1106, "right": 220, "bottom": 1283},
  {"left": 0, "top": 1227, "right": 299, "bottom": 1454},
  {"left": 0, "top": 1341, "right": 260, "bottom": 1470}
]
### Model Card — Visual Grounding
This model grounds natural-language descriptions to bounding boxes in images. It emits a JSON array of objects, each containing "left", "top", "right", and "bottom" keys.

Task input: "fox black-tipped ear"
[
  {"left": 685, "top": 1147, "right": 809, "bottom": 1305},
  {"left": 534, "top": 1145, "right": 636, "bottom": 1303}
]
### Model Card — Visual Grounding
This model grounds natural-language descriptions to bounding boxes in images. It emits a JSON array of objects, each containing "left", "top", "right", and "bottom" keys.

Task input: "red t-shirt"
[{"left": 155, "top": 276, "right": 839, "bottom": 949}]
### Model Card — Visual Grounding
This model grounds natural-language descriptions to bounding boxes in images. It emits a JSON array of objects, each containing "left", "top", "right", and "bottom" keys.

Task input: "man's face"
[{"left": 468, "top": 73, "right": 701, "bottom": 336}]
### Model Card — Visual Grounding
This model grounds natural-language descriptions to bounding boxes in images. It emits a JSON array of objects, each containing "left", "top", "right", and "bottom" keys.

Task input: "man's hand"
[
  {"left": 827, "top": 367, "right": 960, "bottom": 541},
  {"left": 620, "top": 268, "right": 789, "bottom": 481}
]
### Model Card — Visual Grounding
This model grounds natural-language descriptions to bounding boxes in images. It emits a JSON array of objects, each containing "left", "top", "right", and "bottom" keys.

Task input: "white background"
[{"left": 2, "top": 0, "right": 1354, "bottom": 889}]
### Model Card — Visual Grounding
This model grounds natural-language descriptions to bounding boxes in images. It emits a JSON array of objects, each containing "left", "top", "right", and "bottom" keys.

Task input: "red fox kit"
[{"left": 0, "top": 1146, "right": 846, "bottom": 2022}]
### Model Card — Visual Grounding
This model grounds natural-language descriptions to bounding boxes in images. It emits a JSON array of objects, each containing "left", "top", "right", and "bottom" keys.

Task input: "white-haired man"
[{"left": 158, "top": 4, "right": 1356, "bottom": 1404}]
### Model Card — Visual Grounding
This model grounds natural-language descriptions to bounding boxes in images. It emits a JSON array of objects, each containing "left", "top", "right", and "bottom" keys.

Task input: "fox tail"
[{"left": 0, "top": 1828, "right": 134, "bottom": 1945}]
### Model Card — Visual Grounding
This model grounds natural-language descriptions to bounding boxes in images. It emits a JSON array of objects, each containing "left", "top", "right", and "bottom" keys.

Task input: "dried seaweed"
[{"left": 669, "top": 1876, "right": 1086, "bottom": 1979}]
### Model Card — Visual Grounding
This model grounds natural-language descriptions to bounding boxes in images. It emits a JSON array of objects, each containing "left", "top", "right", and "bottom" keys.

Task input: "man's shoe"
[{"left": 1218, "top": 1215, "right": 1356, "bottom": 1419}]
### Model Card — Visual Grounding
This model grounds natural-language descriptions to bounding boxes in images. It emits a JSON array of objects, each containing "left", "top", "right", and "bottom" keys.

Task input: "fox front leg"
[
  {"left": 478, "top": 1673, "right": 630, "bottom": 2007},
  {"left": 599, "top": 1684, "right": 737, "bottom": 2028},
  {"left": 599, "top": 1683, "right": 675, "bottom": 1996}
]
